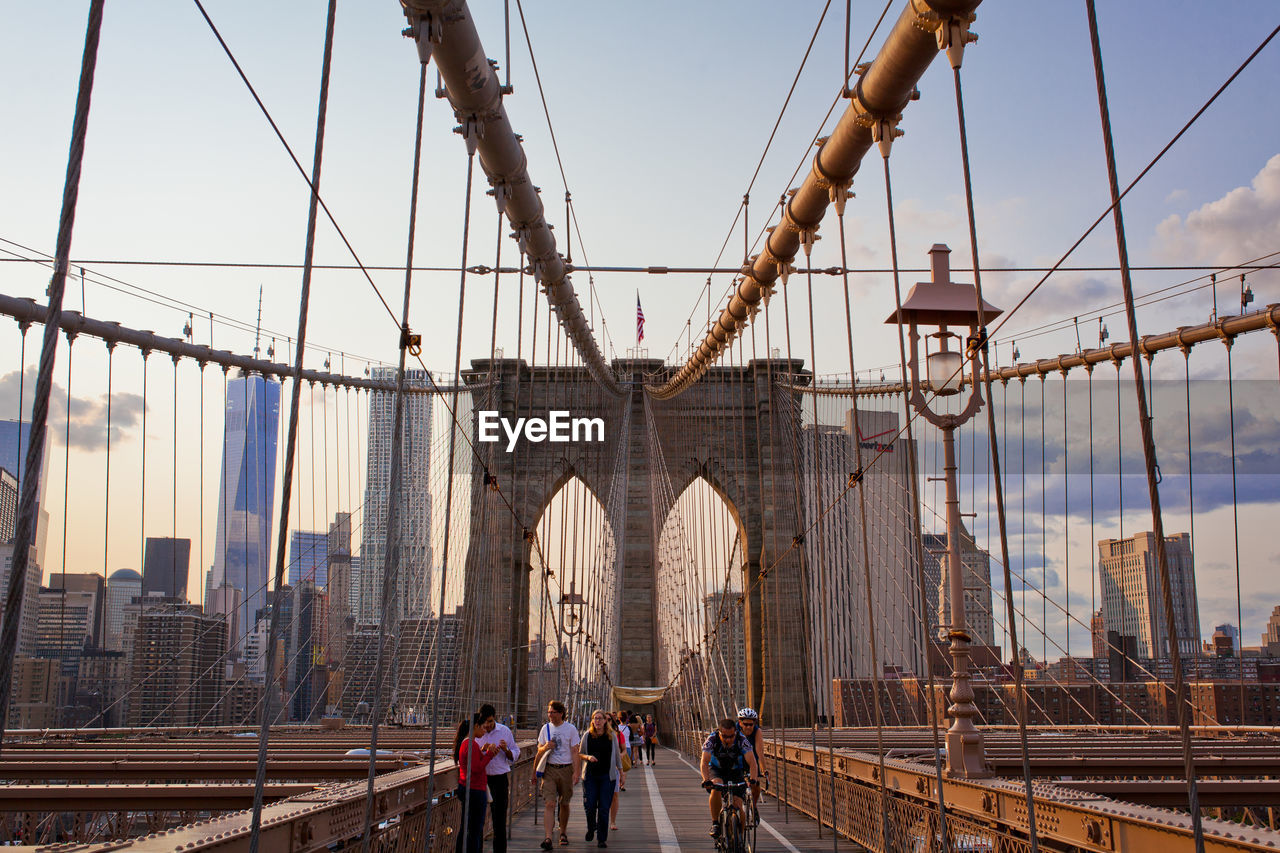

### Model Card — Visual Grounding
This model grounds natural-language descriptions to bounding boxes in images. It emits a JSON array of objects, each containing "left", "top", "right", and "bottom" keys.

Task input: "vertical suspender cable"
[
  {"left": 173, "top": 356, "right": 180, "bottom": 604},
  {"left": 1224, "top": 335, "right": 1245, "bottom": 721},
  {"left": 1062, "top": 374, "right": 1069, "bottom": 658},
  {"left": 379, "top": 60, "right": 443, "bottom": 846},
  {"left": 141, "top": 350, "right": 149, "bottom": 607},
  {"left": 59, "top": 337, "right": 75, "bottom": 674},
  {"left": 801, "top": 257, "right": 837, "bottom": 841},
  {"left": 102, "top": 342, "right": 115, "bottom": 677},
  {"left": 1039, "top": 376, "right": 1047, "bottom": 661},
  {"left": 1087, "top": 362, "right": 1097, "bottom": 720},
  {"left": 363, "top": 64, "right": 428, "bottom": 853},
  {"left": 0, "top": 0, "right": 105, "bottom": 751},
  {"left": 249, "top": 1, "right": 337, "bottom": 850},
  {"left": 830, "top": 190, "right": 886, "bottom": 849},
  {"left": 1083, "top": 3, "right": 1203, "bottom": 847},
  {"left": 948, "top": 47, "right": 1039, "bottom": 844},
  {"left": 881, "top": 156, "right": 950, "bottom": 851}
]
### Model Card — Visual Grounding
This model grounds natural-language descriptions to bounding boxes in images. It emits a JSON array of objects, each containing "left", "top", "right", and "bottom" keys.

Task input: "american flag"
[{"left": 636, "top": 293, "right": 645, "bottom": 343}]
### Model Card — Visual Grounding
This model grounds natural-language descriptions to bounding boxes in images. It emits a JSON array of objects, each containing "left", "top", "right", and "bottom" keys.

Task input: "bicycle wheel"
[
  {"left": 726, "top": 811, "right": 745, "bottom": 853},
  {"left": 715, "top": 812, "right": 731, "bottom": 853},
  {"left": 743, "top": 799, "right": 757, "bottom": 853}
]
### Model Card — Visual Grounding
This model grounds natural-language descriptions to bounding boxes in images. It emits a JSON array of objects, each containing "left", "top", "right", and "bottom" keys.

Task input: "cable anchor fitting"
[
  {"left": 401, "top": 13, "right": 442, "bottom": 65},
  {"left": 400, "top": 325, "right": 422, "bottom": 357},
  {"left": 847, "top": 467, "right": 864, "bottom": 488},
  {"left": 936, "top": 14, "right": 978, "bottom": 70},
  {"left": 871, "top": 116, "right": 904, "bottom": 160},
  {"left": 777, "top": 261, "right": 795, "bottom": 288},
  {"left": 829, "top": 182, "right": 854, "bottom": 217},
  {"left": 454, "top": 115, "right": 483, "bottom": 155},
  {"left": 800, "top": 228, "right": 820, "bottom": 259}
]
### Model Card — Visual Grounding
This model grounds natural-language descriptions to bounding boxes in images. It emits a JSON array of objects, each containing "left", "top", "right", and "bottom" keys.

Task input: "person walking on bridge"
[
  {"left": 643, "top": 715, "right": 658, "bottom": 765},
  {"left": 477, "top": 703, "right": 519, "bottom": 853},
  {"left": 455, "top": 712, "right": 499, "bottom": 853},
  {"left": 580, "top": 709, "right": 621, "bottom": 848},
  {"left": 534, "top": 700, "right": 580, "bottom": 850}
]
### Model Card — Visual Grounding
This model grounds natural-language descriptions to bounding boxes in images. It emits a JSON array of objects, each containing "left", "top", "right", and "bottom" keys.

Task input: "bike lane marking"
[{"left": 644, "top": 757, "right": 682, "bottom": 852}]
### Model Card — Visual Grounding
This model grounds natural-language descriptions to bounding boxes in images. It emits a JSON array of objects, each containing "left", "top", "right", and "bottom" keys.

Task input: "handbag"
[
  {"left": 620, "top": 749, "right": 633, "bottom": 772},
  {"left": 535, "top": 723, "right": 553, "bottom": 776}
]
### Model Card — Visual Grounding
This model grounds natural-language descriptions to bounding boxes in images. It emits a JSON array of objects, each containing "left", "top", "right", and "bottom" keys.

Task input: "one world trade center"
[{"left": 209, "top": 371, "right": 280, "bottom": 663}]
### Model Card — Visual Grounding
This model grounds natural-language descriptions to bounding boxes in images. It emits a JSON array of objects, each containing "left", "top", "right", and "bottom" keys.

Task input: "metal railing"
[
  {"left": 755, "top": 735, "right": 1280, "bottom": 852},
  {"left": 0, "top": 739, "right": 538, "bottom": 850}
]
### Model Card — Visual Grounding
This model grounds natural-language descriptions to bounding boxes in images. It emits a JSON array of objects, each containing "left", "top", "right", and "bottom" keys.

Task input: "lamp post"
[
  {"left": 886, "top": 243, "right": 1001, "bottom": 779},
  {"left": 560, "top": 581, "right": 586, "bottom": 637}
]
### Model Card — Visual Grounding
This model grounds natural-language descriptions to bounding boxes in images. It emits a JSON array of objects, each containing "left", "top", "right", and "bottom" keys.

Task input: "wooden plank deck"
[{"left": 506, "top": 746, "right": 859, "bottom": 852}]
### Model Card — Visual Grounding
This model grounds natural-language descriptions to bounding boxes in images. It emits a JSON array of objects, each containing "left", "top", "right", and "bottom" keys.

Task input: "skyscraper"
[
  {"left": 142, "top": 537, "right": 191, "bottom": 601},
  {"left": 35, "top": 587, "right": 96, "bottom": 678},
  {"left": 0, "top": 419, "right": 52, "bottom": 567},
  {"left": 0, "top": 420, "right": 38, "bottom": 498},
  {"left": 326, "top": 513, "right": 353, "bottom": 687},
  {"left": 1098, "top": 531, "right": 1200, "bottom": 659},
  {"left": 358, "top": 368, "right": 432, "bottom": 623},
  {"left": 0, "top": 543, "right": 41, "bottom": 657},
  {"left": 0, "top": 467, "right": 17, "bottom": 542},
  {"left": 702, "top": 591, "right": 747, "bottom": 700},
  {"left": 924, "top": 520, "right": 996, "bottom": 647},
  {"left": 209, "top": 373, "right": 280, "bottom": 660},
  {"left": 1263, "top": 606, "right": 1280, "bottom": 657},
  {"left": 104, "top": 568, "right": 142, "bottom": 651},
  {"left": 799, "top": 408, "right": 926, "bottom": 719},
  {"left": 127, "top": 603, "right": 226, "bottom": 727},
  {"left": 288, "top": 530, "right": 328, "bottom": 587}
]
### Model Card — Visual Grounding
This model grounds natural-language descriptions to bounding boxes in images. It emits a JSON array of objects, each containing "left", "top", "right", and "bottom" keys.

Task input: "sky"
[{"left": 1, "top": 0, "right": 1279, "bottom": 654}]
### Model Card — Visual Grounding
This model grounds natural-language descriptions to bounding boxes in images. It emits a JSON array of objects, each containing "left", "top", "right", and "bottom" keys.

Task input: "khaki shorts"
[{"left": 542, "top": 763, "right": 573, "bottom": 802}]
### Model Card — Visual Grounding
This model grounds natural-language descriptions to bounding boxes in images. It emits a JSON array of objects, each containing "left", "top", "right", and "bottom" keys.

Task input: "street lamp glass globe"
[{"left": 927, "top": 348, "right": 963, "bottom": 396}]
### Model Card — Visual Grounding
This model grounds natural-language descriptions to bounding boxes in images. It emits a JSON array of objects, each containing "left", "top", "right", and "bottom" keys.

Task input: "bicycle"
[{"left": 706, "top": 781, "right": 753, "bottom": 853}]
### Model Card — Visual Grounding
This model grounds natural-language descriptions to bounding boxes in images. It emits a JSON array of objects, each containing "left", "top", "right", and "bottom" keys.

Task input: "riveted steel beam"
[
  {"left": 0, "top": 294, "right": 482, "bottom": 393},
  {"left": 648, "top": 0, "right": 983, "bottom": 399},
  {"left": 782, "top": 304, "right": 1280, "bottom": 396},
  {"left": 397, "top": 0, "right": 622, "bottom": 395}
]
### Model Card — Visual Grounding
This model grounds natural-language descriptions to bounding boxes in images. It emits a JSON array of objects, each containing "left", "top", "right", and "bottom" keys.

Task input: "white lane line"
[
  {"left": 670, "top": 747, "right": 803, "bottom": 853},
  {"left": 644, "top": 758, "right": 682, "bottom": 852},
  {"left": 757, "top": 818, "right": 803, "bottom": 853}
]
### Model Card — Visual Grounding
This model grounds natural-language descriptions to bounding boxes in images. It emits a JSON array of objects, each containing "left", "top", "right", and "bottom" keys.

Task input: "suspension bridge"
[{"left": 1, "top": 0, "right": 1279, "bottom": 850}]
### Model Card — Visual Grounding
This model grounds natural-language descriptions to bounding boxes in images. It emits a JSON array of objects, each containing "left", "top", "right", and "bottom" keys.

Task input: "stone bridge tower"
[{"left": 456, "top": 357, "right": 814, "bottom": 727}]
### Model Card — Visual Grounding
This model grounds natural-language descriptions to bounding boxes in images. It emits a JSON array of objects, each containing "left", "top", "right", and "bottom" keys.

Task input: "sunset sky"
[{"left": 1, "top": 1, "right": 1278, "bottom": 653}]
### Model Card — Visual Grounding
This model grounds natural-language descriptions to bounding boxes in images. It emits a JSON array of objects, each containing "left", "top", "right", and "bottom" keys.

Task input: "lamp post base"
[{"left": 945, "top": 727, "right": 990, "bottom": 778}]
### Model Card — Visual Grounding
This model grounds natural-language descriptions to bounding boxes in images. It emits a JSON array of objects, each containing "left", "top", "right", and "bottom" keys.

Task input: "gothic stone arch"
[{"left": 458, "top": 358, "right": 814, "bottom": 726}]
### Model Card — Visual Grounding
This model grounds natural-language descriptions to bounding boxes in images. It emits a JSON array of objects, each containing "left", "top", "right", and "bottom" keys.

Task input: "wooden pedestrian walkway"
[{"left": 506, "top": 746, "right": 851, "bottom": 852}]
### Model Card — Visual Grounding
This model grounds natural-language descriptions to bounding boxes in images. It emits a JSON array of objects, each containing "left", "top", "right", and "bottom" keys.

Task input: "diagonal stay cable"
[
  {"left": 989, "top": 20, "right": 1280, "bottom": 340},
  {"left": 667, "top": 0, "right": 892, "bottom": 362},
  {"left": 190, "top": 0, "right": 399, "bottom": 327}
]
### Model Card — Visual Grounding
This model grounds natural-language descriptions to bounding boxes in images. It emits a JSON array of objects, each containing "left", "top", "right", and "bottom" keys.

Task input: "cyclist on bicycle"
[
  {"left": 700, "top": 717, "right": 758, "bottom": 839},
  {"left": 736, "top": 707, "right": 766, "bottom": 818}
]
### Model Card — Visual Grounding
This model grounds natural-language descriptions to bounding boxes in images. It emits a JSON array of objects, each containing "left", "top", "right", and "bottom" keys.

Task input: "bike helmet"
[{"left": 737, "top": 707, "right": 759, "bottom": 721}]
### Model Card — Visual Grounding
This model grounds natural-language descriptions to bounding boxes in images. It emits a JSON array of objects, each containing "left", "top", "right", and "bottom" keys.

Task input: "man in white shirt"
[
  {"left": 478, "top": 703, "right": 520, "bottom": 853},
  {"left": 534, "top": 700, "right": 580, "bottom": 850}
]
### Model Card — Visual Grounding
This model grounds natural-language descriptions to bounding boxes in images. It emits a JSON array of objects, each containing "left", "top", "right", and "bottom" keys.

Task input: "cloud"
[
  {"left": 1155, "top": 153, "right": 1280, "bottom": 269},
  {"left": 1164, "top": 188, "right": 1188, "bottom": 204},
  {"left": 0, "top": 367, "right": 145, "bottom": 451}
]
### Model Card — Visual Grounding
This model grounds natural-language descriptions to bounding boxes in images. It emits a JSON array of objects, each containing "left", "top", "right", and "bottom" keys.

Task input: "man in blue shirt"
[{"left": 699, "top": 717, "right": 758, "bottom": 839}]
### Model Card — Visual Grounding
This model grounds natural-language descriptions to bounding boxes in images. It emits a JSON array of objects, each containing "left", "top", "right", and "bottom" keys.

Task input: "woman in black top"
[{"left": 578, "top": 710, "right": 620, "bottom": 848}]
